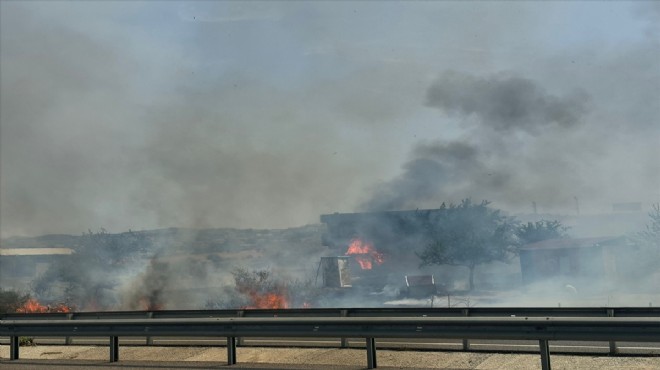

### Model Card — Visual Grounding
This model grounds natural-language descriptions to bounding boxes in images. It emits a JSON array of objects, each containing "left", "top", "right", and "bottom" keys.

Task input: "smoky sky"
[
  {"left": 1, "top": 1, "right": 658, "bottom": 237},
  {"left": 362, "top": 71, "right": 593, "bottom": 211},
  {"left": 425, "top": 72, "right": 590, "bottom": 133},
  {"left": 362, "top": 66, "right": 658, "bottom": 214},
  {"left": 359, "top": 3, "right": 659, "bottom": 216},
  {"left": 362, "top": 142, "right": 486, "bottom": 211}
]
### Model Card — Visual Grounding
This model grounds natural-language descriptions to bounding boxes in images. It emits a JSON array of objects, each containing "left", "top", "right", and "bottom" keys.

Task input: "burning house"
[{"left": 320, "top": 209, "right": 441, "bottom": 292}]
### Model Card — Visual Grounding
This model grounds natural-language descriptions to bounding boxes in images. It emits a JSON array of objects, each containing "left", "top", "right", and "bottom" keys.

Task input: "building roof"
[
  {"left": 0, "top": 248, "right": 74, "bottom": 256},
  {"left": 320, "top": 208, "right": 444, "bottom": 223},
  {"left": 520, "top": 236, "right": 624, "bottom": 251}
]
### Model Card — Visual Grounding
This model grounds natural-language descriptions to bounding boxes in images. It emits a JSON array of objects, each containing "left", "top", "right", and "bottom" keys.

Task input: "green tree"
[
  {"left": 418, "top": 199, "right": 518, "bottom": 291},
  {"left": 516, "top": 220, "right": 569, "bottom": 245}
]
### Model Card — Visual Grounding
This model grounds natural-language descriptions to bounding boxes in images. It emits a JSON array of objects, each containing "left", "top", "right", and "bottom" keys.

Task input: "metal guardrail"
[
  {"left": 3, "top": 315, "right": 660, "bottom": 370},
  {"left": 3, "top": 307, "right": 660, "bottom": 356}
]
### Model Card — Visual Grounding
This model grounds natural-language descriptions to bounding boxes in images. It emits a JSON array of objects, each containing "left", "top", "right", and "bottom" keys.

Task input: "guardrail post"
[
  {"left": 462, "top": 308, "right": 470, "bottom": 350},
  {"left": 146, "top": 312, "right": 154, "bottom": 345},
  {"left": 109, "top": 336, "right": 119, "bottom": 362},
  {"left": 236, "top": 310, "right": 245, "bottom": 346},
  {"left": 607, "top": 309, "right": 617, "bottom": 355},
  {"left": 340, "top": 309, "right": 349, "bottom": 348},
  {"left": 366, "top": 337, "right": 377, "bottom": 369},
  {"left": 65, "top": 313, "right": 74, "bottom": 345},
  {"left": 539, "top": 339, "right": 551, "bottom": 370},
  {"left": 227, "top": 336, "right": 237, "bottom": 365},
  {"left": 10, "top": 336, "right": 19, "bottom": 360}
]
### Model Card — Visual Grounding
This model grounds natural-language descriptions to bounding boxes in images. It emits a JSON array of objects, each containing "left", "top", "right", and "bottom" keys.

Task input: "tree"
[
  {"left": 516, "top": 220, "right": 569, "bottom": 245},
  {"left": 640, "top": 203, "right": 660, "bottom": 249},
  {"left": 633, "top": 203, "right": 660, "bottom": 269},
  {"left": 418, "top": 199, "right": 518, "bottom": 291}
]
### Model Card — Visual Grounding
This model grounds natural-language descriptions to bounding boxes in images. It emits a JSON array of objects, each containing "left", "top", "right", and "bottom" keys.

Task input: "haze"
[{"left": 1, "top": 1, "right": 658, "bottom": 238}]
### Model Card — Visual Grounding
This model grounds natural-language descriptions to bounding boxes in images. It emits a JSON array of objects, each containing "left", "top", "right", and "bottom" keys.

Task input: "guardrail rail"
[{"left": 3, "top": 310, "right": 660, "bottom": 370}]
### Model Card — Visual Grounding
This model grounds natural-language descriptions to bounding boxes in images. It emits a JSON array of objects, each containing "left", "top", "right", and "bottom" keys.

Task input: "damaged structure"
[
  {"left": 319, "top": 256, "right": 352, "bottom": 288},
  {"left": 519, "top": 236, "right": 630, "bottom": 289},
  {"left": 320, "top": 209, "right": 442, "bottom": 295}
]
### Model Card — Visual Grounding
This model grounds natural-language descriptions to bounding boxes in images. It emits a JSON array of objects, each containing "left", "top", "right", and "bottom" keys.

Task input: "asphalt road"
[{"left": 4, "top": 345, "right": 660, "bottom": 370}]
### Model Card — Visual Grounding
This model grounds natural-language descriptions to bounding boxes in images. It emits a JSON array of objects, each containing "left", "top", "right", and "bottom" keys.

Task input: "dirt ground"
[{"left": 2, "top": 345, "right": 660, "bottom": 370}]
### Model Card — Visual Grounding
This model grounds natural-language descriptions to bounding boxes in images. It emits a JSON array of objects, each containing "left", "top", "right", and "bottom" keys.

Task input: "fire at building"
[{"left": 319, "top": 209, "right": 442, "bottom": 301}]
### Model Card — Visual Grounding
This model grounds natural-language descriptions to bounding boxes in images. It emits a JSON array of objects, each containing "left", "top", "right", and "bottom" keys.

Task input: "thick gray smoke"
[
  {"left": 0, "top": 2, "right": 392, "bottom": 236},
  {"left": 362, "top": 142, "right": 486, "bottom": 211},
  {"left": 426, "top": 72, "right": 590, "bottom": 133},
  {"left": 2, "top": 2, "right": 657, "bottom": 237},
  {"left": 1, "top": 2, "right": 659, "bottom": 309},
  {"left": 361, "top": 72, "right": 595, "bottom": 212}
]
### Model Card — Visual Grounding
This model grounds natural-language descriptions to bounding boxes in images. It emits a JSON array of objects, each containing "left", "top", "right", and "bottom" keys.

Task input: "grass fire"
[{"left": 15, "top": 298, "right": 71, "bottom": 313}]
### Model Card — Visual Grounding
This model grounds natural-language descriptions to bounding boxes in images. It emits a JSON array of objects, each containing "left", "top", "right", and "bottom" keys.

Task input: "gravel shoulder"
[{"left": 2, "top": 345, "right": 660, "bottom": 369}]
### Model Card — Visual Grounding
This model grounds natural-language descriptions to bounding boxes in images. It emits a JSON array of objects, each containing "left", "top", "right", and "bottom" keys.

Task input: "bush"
[
  {"left": 19, "top": 337, "right": 35, "bottom": 346},
  {"left": 0, "top": 289, "right": 29, "bottom": 314}
]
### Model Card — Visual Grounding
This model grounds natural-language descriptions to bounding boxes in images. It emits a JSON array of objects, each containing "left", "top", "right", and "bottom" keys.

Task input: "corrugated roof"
[
  {"left": 0, "top": 248, "right": 74, "bottom": 256},
  {"left": 520, "top": 236, "right": 623, "bottom": 251}
]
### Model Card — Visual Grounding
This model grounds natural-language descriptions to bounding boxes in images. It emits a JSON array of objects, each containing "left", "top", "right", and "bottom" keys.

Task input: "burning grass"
[
  {"left": 203, "top": 268, "right": 321, "bottom": 309},
  {"left": 16, "top": 298, "right": 72, "bottom": 313},
  {"left": 246, "top": 291, "right": 289, "bottom": 309},
  {"left": 234, "top": 268, "right": 290, "bottom": 309}
]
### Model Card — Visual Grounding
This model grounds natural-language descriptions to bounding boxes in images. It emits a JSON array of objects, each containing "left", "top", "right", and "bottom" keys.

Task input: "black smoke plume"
[
  {"left": 426, "top": 71, "right": 590, "bottom": 134},
  {"left": 362, "top": 71, "right": 595, "bottom": 212}
]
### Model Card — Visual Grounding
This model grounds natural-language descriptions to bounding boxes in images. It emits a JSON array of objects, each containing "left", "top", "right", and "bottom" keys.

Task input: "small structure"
[
  {"left": 320, "top": 209, "right": 440, "bottom": 253},
  {"left": 519, "top": 237, "right": 626, "bottom": 287},
  {"left": 320, "top": 256, "right": 352, "bottom": 288},
  {"left": 404, "top": 275, "right": 437, "bottom": 298},
  {"left": 320, "top": 209, "right": 443, "bottom": 271}
]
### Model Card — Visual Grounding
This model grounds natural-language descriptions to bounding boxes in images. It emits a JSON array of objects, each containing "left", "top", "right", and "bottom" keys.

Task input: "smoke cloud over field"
[
  {"left": 1, "top": 1, "right": 658, "bottom": 236},
  {"left": 361, "top": 72, "right": 596, "bottom": 212},
  {"left": 426, "top": 72, "right": 590, "bottom": 133},
  {"left": 362, "top": 63, "right": 658, "bottom": 213}
]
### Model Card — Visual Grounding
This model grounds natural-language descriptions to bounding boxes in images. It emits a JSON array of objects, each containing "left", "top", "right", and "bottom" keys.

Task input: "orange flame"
[
  {"left": 16, "top": 298, "right": 48, "bottom": 313},
  {"left": 49, "top": 303, "right": 71, "bottom": 313},
  {"left": 345, "top": 238, "right": 385, "bottom": 269},
  {"left": 16, "top": 298, "right": 72, "bottom": 313},
  {"left": 247, "top": 292, "right": 288, "bottom": 309}
]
